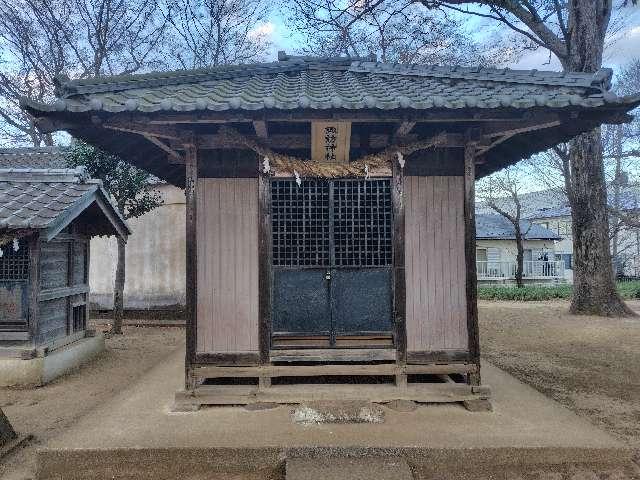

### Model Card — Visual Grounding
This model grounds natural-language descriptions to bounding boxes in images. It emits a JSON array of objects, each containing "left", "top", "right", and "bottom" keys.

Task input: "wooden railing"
[{"left": 476, "top": 260, "right": 565, "bottom": 279}]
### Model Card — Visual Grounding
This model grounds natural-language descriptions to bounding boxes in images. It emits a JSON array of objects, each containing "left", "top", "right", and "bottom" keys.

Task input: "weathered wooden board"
[
  {"left": 196, "top": 178, "right": 259, "bottom": 354},
  {"left": 39, "top": 241, "right": 69, "bottom": 290},
  {"left": 311, "top": 121, "right": 351, "bottom": 163},
  {"left": 404, "top": 176, "right": 468, "bottom": 353}
]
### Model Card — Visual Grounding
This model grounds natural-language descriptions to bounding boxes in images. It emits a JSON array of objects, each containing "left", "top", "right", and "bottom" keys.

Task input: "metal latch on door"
[{"left": 325, "top": 271, "right": 331, "bottom": 281}]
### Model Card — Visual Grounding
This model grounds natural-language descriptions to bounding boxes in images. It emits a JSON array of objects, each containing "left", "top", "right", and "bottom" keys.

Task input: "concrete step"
[{"left": 285, "top": 457, "right": 413, "bottom": 480}]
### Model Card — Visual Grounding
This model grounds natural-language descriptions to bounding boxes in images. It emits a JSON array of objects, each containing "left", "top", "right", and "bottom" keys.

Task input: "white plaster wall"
[
  {"left": 476, "top": 239, "right": 557, "bottom": 262},
  {"left": 531, "top": 217, "right": 572, "bottom": 254},
  {"left": 89, "top": 184, "right": 186, "bottom": 310}
]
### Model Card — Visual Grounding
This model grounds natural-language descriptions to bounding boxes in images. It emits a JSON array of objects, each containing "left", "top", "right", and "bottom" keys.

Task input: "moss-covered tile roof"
[
  {"left": 0, "top": 168, "right": 130, "bottom": 240},
  {"left": 21, "top": 56, "right": 637, "bottom": 114}
]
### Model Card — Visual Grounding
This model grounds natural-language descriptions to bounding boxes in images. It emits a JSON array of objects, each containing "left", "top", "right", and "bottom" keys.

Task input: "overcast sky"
[{"left": 262, "top": 6, "right": 640, "bottom": 76}]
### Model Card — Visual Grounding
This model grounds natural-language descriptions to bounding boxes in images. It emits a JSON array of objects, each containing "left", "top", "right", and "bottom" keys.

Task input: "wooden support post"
[
  {"left": 392, "top": 154, "right": 407, "bottom": 365},
  {"left": 464, "top": 143, "right": 481, "bottom": 386},
  {"left": 395, "top": 373, "right": 408, "bottom": 389},
  {"left": 257, "top": 169, "right": 272, "bottom": 364},
  {"left": 27, "top": 234, "right": 40, "bottom": 346},
  {"left": 258, "top": 376, "right": 271, "bottom": 390},
  {"left": 184, "top": 141, "right": 198, "bottom": 390}
]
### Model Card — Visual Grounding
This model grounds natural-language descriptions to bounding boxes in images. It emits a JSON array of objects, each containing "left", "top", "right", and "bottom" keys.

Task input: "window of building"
[
  {"left": 72, "top": 304, "right": 86, "bottom": 332},
  {"left": 0, "top": 239, "right": 29, "bottom": 281}
]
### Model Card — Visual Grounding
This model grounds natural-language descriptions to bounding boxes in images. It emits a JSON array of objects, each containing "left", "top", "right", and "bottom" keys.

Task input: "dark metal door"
[{"left": 271, "top": 178, "right": 393, "bottom": 346}]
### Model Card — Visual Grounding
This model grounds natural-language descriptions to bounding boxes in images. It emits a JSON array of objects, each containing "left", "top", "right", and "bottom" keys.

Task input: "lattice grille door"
[{"left": 271, "top": 178, "right": 393, "bottom": 344}]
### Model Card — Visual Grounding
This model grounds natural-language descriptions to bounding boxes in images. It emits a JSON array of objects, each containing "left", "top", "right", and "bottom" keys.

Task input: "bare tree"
[
  {"left": 529, "top": 59, "right": 640, "bottom": 277},
  {"left": 478, "top": 167, "right": 533, "bottom": 288},
  {"left": 285, "top": 0, "right": 639, "bottom": 315},
  {"left": 416, "top": 0, "right": 638, "bottom": 316},
  {"left": 0, "top": 0, "right": 169, "bottom": 146},
  {"left": 160, "top": 0, "right": 272, "bottom": 69},
  {"left": 284, "top": 0, "right": 495, "bottom": 64}
]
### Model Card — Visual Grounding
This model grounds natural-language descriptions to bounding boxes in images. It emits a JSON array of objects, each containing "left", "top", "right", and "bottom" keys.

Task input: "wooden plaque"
[{"left": 311, "top": 122, "right": 351, "bottom": 163}]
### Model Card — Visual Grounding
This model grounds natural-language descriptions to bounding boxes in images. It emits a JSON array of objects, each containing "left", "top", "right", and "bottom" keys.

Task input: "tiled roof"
[
  {"left": 21, "top": 55, "right": 638, "bottom": 114},
  {"left": 525, "top": 185, "right": 640, "bottom": 219},
  {"left": 0, "top": 147, "right": 68, "bottom": 169},
  {"left": 476, "top": 214, "right": 560, "bottom": 240},
  {"left": 0, "top": 168, "right": 129, "bottom": 240}
]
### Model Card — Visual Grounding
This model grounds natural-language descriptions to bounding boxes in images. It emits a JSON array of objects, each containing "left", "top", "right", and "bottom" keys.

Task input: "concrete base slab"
[
  {"left": 0, "top": 334, "right": 105, "bottom": 387},
  {"left": 285, "top": 457, "right": 412, "bottom": 480},
  {"left": 35, "top": 348, "right": 635, "bottom": 480}
]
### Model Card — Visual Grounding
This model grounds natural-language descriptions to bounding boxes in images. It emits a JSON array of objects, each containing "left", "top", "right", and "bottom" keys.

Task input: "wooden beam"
[
  {"left": 191, "top": 363, "right": 478, "bottom": 379},
  {"left": 394, "top": 121, "right": 416, "bottom": 139},
  {"left": 407, "top": 350, "right": 471, "bottom": 364},
  {"left": 184, "top": 142, "right": 198, "bottom": 390},
  {"left": 194, "top": 353, "right": 260, "bottom": 366},
  {"left": 463, "top": 142, "right": 481, "bottom": 386},
  {"left": 269, "top": 348, "right": 396, "bottom": 363},
  {"left": 28, "top": 234, "right": 41, "bottom": 345},
  {"left": 192, "top": 364, "right": 399, "bottom": 379},
  {"left": 172, "top": 133, "right": 465, "bottom": 151},
  {"left": 477, "top": 120, "right": 562, "bottom": 155},
  {"left": 142, "top": 109, "right": 548, "bottom": 125},
  {"left": 258, "top": 170, "right": 272, "bottom": 365},
  {"left": 392, "top": 157, "right": 407, "bottom": 366},
  {"left": 143, "top": 134, "right": 184, "bottom": 163},
  {"left": 176, "top": 382, "right": 488, "bottom": 406},
  {"left": 103, "top": 121, "right": 186, "bottom": 140},
  {"left": 253, "top": 120, "right": 268, "bottom": 139}
]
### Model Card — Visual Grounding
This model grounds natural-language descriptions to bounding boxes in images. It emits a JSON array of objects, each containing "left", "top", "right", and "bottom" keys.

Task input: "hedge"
[{"left": 478, "top": 281, "right": 640, "bottom": 301}]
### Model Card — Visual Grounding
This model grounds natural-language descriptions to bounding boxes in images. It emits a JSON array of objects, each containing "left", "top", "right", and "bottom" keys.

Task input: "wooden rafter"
[
  {"left": 141, "top": 110, "right": 556, "bottom": 125},
  {"left": 143, "top": 134, "right": 184, "bottom": 163},
  {"left": 103, "top": 121, "right": 186, "bottom": 140},
  {"left": 476, "top": 120, "right": 562, "bottom": 155},
  {"left": 393, "top": 121, "right": 416, "bottom": 139},
  {"left": 103, "top": 120, "right": 187, "bottom": 162}
]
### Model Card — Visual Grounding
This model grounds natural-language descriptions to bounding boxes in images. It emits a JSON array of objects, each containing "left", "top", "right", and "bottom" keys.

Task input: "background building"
[{"left": 475, "top": 214, "right": 562, "bottom": 285}]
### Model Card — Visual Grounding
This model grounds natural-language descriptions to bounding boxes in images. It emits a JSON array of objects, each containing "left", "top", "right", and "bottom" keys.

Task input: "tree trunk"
[
  {"left": 564, "top": 0, "right": 635, "bottom": 316},
  {"left": 514, "top": 223, "right": 524, "bottom": 288},
  {"left": 611, "top": 127, "right": 622, "bottom": 276},
  {"left": 567, "top": 130, "right": 634, "bottom": 316},
  {"left": 111, "top": 236, "right": 126, "bottom": 334}
]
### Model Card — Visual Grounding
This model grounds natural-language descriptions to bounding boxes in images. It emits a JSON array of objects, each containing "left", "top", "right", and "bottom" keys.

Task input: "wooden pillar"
[
  {"left": 28, "top": 233, "right": 41, "bottom": 346},
  {"left": 464, "top": 144, "right": 481, "bottom": 385},
  {"left": 184, "top": 142, "right": 198, "bottom": 390},
  {"left": 257, "top": 170, "right": 272, "bottom": 364},
  {"left": 392, "top": 155, "right": 407, "bottom": 364}
]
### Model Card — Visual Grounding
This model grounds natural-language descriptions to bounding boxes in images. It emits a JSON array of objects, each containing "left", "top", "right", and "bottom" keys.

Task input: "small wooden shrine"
[
  {"left": 22, "top": 52, "right": 639, "bottom": 407},
  {"left": 0, "top": 167, "right": 129, "bottom": 385}
]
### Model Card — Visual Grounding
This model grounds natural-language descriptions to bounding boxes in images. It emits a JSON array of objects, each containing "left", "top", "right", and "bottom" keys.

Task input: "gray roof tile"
[
  {"left": 476, "top": 214, "right": 560, "bottom": 240},
  {"left": 21, "top": 56, "right": 638, "bottom": 115},
  {"left": 0, "top": 168, "right": 129, "bottom": 237},
  {"left": 0, "top": 147, "right": 67, "bottom": 169}
]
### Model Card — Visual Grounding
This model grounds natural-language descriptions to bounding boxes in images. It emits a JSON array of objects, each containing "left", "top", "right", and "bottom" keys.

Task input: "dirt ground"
[
  {"left": 1, "top": 302, "right": 640, "bottom": 479},
  {"left": 0, "top": 324, "right": 183, "bottom": 480},
  {"left": 479, "top": 299, "right": 640, "bottom": 449}
]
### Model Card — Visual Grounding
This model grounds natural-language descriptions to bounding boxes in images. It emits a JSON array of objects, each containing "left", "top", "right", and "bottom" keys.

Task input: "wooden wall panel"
[
  {"left": 405, "top": 176, "right": 468, "bottom": 353},
  {"left": 196, "top": 178, "right": 259, "bottom": 354},
  {"left": 40, "top": 241, "right": 69, "bottom": 290}
]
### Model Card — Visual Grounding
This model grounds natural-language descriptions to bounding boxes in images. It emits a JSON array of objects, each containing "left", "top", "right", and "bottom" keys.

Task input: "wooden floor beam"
[{"left": 175, "top": 382, "right": 490, "bottom": 407}]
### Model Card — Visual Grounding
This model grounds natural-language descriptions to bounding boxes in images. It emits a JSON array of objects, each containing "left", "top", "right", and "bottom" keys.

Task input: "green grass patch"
[{"left": 478, "top": 281, "right": 640, "bottom": 301}]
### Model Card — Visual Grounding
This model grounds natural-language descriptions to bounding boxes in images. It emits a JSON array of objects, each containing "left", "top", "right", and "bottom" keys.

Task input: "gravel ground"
[
  {"left": 0, "top": 324, "right": 183, "bottom": 480},
  {"left": 479, "top": 299, "right": 640, "bottom": 448},
  {"left": 2, "top": 300, "right": 640, "bottom": 479}
]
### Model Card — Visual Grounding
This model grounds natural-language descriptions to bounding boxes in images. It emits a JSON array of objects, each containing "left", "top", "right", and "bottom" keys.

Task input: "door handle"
[{"left": 325, "top": 271, "right": 331, "bottom": 281}]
